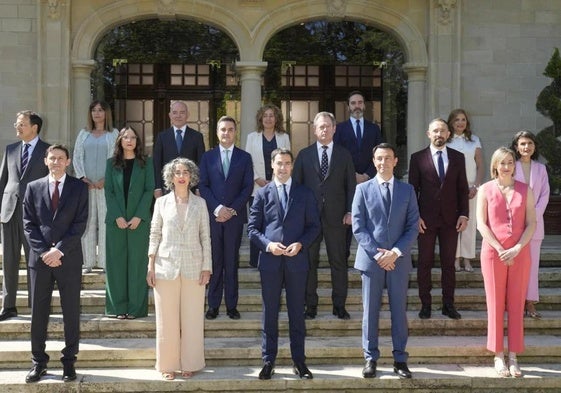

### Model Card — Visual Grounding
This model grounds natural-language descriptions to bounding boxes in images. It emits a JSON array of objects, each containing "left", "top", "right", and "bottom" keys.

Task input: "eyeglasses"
[{"left": 174, "top": 171, "right": 190, "bottom": 177}]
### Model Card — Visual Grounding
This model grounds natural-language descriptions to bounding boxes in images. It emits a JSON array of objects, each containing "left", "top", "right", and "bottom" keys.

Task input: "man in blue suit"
[
  {"left": 199, "top": 116, "right": 253, "bottom": 320},
  {"left": 352, "top": 143, "right": 419, "bottom": 379},
  {"left": 248, "top": 148, "right": 320, "bottom": 380},
  {"left": 23, "top": 145, "right": 89, "bottom": 383}
]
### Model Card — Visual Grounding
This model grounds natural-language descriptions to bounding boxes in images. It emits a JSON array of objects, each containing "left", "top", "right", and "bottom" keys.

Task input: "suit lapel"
[{"left": 425, "top": 148, "right": 441, "bottom": 184}]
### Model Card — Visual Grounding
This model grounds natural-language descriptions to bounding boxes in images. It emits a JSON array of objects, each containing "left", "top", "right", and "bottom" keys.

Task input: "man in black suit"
[
  {"left": 152, "top": 100, "right": 205, "bottom": 198},
  {"left": 23, "top": 144, "right": 89, "bottom": 383},
  {"left": 293, "top": 112, "right": 356, "bottom": 320},
  {"left": 0, "top": 110, "right": 49, "bottom": 321}
]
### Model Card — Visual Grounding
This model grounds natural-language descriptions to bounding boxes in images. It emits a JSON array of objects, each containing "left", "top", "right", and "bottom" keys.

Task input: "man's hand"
[
  {"left": 456, "top": 217, "right": 468, "bottom": 232},
  {"left": 153, "top": 189, "right": 163, "bottom": 199},
  {"left": 283, "top": 242, "right": 302, "bottom": 257},
  {"left": 376, "top": 248, "right": 398, "bottom": 271},
  {"left": 216, "top": 206, "right": 235, "bottom": 222},
  {"left": 342, "top": 212, "right": 352, "bottom": 226},
  {"left": 42, "top": 247, "right": 63, "bottom": 267},
  {"left": 268, "top": 242, "right": 287, "bottom": 256},
  {"left": 418, "top": 218, "right": 427, "bottom": 234}
]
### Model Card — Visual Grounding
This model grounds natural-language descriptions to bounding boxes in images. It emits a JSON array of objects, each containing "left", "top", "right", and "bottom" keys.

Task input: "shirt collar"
[
  {"left": 316, "top": 141, "right": 334, "bottom": 150},
  {"left": 49, "top": 173, "right": 67, "bottom": 185},
  {"left": 273, "top": 177, "right": 292, "bottom": 189},
  {"left": 375, "top": 175, "right": 394, "bottom": 187},
  {"left": 22, "top": 136, "right": 39, "bottom": 148}
]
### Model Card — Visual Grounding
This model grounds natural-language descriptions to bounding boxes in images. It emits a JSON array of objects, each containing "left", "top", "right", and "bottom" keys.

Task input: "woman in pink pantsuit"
[
  {"left": 511, "top": 131, "right": 550, "bottom": 319},
  {"left": 476, "top": 147, "right": 536, "bottom": 378}
]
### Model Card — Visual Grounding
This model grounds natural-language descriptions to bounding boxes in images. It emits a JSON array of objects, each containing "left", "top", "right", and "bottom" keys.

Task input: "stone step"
[
  {"left": 1, "top": 311, "right": 560, "bottom": 340},
  {"left": 1, "top": 335, "right": 560, "bottom": 369},
  {"left": 1, "top": 364, "right": 560, "bottom": 393}
]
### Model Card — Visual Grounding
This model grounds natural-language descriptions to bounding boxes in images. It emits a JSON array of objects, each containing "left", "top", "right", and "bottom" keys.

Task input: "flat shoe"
[
  {"left": 454, "top": 265, "right": 463, "bottom": 272},
  {"left": 509, "top": 357, "right": 523, "bottom": 378},
  {"left": 494, "top": 356, "right": 510, "bottom": 377},
  {"left": 162, "top": 371, "right": 175, "bottom": 380},
  {"left": 181, "top": 371, "right": 193, "bottom": 378},
  {"left": 116, "top": 314, "right": 126, "bottom": 320},
  {"left": 464, "top": 263, "right": 474, "bottom": 272},
  {"left": 125, "top": 314, "right": 136, "bottom": 320}
]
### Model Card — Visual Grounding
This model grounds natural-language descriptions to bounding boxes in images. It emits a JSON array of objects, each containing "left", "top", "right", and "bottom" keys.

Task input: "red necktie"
[{"left": 51, "top": 181, "right": 60, "bottom": 212}]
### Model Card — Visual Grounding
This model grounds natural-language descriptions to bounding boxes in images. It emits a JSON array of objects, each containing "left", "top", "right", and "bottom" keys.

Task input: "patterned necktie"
[
  {"left": 222, "top": 149, "right": 230, "bottom": 177},
  {"left": 382, "top": 182, "right": 391, "bottom": 214},
  {"left": 51, "top": 180, "right": 60, "bottom": 212},
  {"left": 356, "top": 119, "right": 362, "bottom": 150},
  {"left": 21, "top": 143, "right": 30, "bottom": 174},
  {"left": 175, "top": 129, "right": 183, "bottom": 154},
  {"left": 320, "top": 145, "right": 329, "bottom": 180},
  {"left": 437, "top": 150, "right": 445, "bottom": 183}
]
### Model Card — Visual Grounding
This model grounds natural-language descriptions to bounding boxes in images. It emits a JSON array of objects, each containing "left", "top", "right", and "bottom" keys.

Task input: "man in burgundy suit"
[{"left": 408, "top": 118, "right": 469, "bottom": 320}]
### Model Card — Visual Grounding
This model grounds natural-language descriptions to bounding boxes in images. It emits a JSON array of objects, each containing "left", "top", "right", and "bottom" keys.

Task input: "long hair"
[
  {"left": 256, "top": 104, "right": 286, "bottom": 134},
  {"left": 86, "top": 100, "right": 114, "bottom": 132},
  {"left": 447, "top": 108, "right": 472, "bottom": 142},
  {"left": 111, "top": 126, "right": 146, "bottom": 169}
]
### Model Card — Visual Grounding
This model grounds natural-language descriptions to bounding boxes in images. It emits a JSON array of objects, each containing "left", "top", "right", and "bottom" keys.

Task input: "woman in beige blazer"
[
  {"left": 244, "top": 104, "right": 291, "bottom": 267},
  {"left": 147, "top": 157, "right": 212, "bottom": 381}
]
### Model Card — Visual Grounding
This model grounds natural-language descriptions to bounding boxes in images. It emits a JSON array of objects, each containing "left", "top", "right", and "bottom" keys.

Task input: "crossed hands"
[
  {"left": 42, "top": 247, "right": 63, "bottom": 267},
  {"left": 216, "top": 206, "right": 237, "bottom": 223},
  {"left": 497, "top": 244, "right": 522, "bottom": 266},
  {"left": 116, "top": 216, "right": 141, "bottom": 230},
  {"left": 376, "top": 248, "right": 398, "bottom": 271},
  {"left": 268, "top": 242, "right": 302, "bottom": 257}
]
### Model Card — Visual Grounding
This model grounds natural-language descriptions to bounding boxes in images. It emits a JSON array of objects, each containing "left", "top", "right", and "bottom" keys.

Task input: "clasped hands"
[
  {"left": 497, "top": 244, "right": 522, "bottom": 266},
  {"left": 216, "top": 206, "right": 237, "bottom": 223},
  {"left": 41, "top": 247, "right": 63, "bottom": 267},
  {"left": 268, "top": 242, "right": 302, "bottom": 257},
  {"left": 376, "top": 248, "right": 398, "bottom": 271},
  {"left": 116, "top": 216, "right": 141, "bottom": 230}
]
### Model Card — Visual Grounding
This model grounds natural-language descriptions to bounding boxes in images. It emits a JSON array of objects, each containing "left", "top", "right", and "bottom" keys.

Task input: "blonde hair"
[{"left": 489, "top": 147, "right": 516, "bottom": 179}]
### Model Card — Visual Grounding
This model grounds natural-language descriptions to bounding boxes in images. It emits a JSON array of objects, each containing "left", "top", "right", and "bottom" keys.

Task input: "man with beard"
[{"left": 408, "top": 118, "right": 469, "bottom": 320}]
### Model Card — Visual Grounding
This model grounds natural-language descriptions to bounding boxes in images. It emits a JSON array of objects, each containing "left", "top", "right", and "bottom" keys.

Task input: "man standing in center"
[
  {"left": 293, "top": 111, "right": 356, "bottom": 320},
  {"left": 199, "top": 116, "right": 253, "bottom": 320},
  {"left": 408, "top": 118, "right": 469, "bottom": 320}
]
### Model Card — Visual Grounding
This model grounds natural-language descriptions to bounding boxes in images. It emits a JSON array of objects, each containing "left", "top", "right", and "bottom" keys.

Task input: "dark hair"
[
  {"left": 45, "top": 144, "right": 70, "bottom": 158},
  {"left": 111, "top": 126, "right": 146, "bottom": 168},
  {"left": 256, "top": 104, "right": 286, "bottom": 133},
  {"left": 372, "top": 142, "right": 397, "bottom": 157},
  {"left": 17, "top": 110, "right": 43, "bottom": 134},
  {"left": 347, "top": 90, "right": 365, "bottom": 105},
  {"left": 271, "top": 147, "right": 293, "bottom": 162},
  {"left": 217, "top": 115, "right": 237, "bottom": 130},
  {"left": 511, "top": 130, "right": 540, "bottom": 161},
  {"left": 87, "top": 100, "right": 114, "bottom": 132},
  {"left": 447, "top": 108, "right": 473, "bottom": 142}
]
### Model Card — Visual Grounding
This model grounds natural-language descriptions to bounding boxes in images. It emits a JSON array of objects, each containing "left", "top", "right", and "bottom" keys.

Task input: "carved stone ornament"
[
  {"left": 47, "top": 0, "right": 60, "bottom": 20},
  {"left": 326, "top": 0, "right": 347, "bottom": 18},
  {"left": 158, "top": 0, "right": 177, "bottom": 15},
  {"left": 437, "top": 0, "right": 457, "bottom": 25}
]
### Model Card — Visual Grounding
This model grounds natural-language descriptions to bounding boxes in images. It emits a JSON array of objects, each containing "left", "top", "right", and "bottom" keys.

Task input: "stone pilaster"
[{"left": 234, "top": 61, "right": 268, "bottom": 145}]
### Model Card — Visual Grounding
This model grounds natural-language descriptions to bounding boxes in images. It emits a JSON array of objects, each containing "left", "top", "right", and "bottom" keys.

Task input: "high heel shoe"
[
  {"left": 509, "top": 355, "right": 522, "bottom": 378},
  {"left": 494, "top": 355, "right": 510, "bottom": 377}
]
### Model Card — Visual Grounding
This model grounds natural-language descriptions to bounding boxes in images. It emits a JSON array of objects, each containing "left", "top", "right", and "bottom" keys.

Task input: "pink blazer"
[{"left": 514, "top": 160, "right": 550, "bottom": 240}]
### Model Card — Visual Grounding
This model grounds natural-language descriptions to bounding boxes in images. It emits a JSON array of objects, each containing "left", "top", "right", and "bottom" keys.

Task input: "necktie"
[
  {"left": 21, "top": 143, "right": 30, "bottom": 174},
  {"left": 222, "top": 149, "right": 230, "bottom": 177},
  {"left": 279, "top": 184, "right": 288, "bottom": 216},
  {"left": 355, "top": 120, "right": 362, "bottom": 150},
  {"left": 51, "top": 180, "right": 60, "bottom": 212},
  {"left": 437, "top": 150, "right": 445, "bottom": 183},
  {"left": 320, "top": 145, "right": 329, "bottom": 180},
  {"left": 175, "top": 129, "right": 183, "bottom": 154},
  {"left": 382, "top": 182, "right": 391, "bottom": 214}
]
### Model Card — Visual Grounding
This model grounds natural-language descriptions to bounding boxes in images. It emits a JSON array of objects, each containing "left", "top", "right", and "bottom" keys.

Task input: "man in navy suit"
[
  {"left": 199, "top": 116, "right": 253, "bottom": 320},
  {"left": 409, "top": 118, "right": 469, "bottom": 320},
  {"left": 0, "top": 110, "right": 49, "bottom": 321},
  {"left": 248, "top": 148, "right": 320, "bottom": 380},
  {"left": 22, "top": 144, "right": 88, "bottom": 383},
  {"left": 352, "top": 143, "right": 419, "bottom": 379},
  {"left": 152, "top": 100, "right": 205, "bottom": 198}
]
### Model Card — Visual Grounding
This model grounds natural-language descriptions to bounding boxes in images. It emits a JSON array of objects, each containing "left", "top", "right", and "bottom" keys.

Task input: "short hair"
[
  {"left": 489, "top": 147, "right": 516, "bottom": 179},
  {"left": 17, "top": 110, "right": 43, "bottom": 134},
  {"left": 217, "top": 115, "right": 237, "bottom": 130},
  {"left": 45, "top": 144, "right": 70, "bottom": 159},
  {"left": 313, "top": 111, "right": 336, "bottom": 127},
  {"left": 372, "top": 142, "right": 397, "bottom": 157},
  {"left": 347, "top": 90, "right": 365, "bottom": 105},
  {"left": 511, "top": 130, "right": 540, "bottom": 161},
  {"left": 271, "top": 148, "right": 293, "bottom": 162},
  {"left": 256, "top": 104, "right": 286, "bottom": 134},
  {"left": 87, "top": 100, "right": 114, "bottom": 132},
  {"left": 447, "top": 108, "right": 473, "bottom": 142},
  {"left": 428, "top": 117, "right": 449, "bottom": 130},
  {"left": 162, "top": 157, "right": 200, "bottom": 190},
  {"left": 169, "top": 100, "right": 188, "bottom": 113}
]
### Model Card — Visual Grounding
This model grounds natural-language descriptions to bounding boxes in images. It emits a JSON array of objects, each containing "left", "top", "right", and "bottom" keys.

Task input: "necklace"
[
  {"left": 175, "top": 193, "right": 189, "bottom": 203},
  {"left": 495, "top": 179, "right": 513, "bottom": 191}
]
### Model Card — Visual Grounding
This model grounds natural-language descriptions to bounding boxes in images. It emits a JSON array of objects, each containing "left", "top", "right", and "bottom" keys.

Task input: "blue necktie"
[
  {"left": 279, "top": 184, "right": 288, "bottom": 216},
  {"left": 437, "top": 151, "right": 445, "bottom": 183},
  {"left": 175, "top": 129, "right": 183, "bottom": 154},
  {"left": 356, "top": 120, "right": 362, "bottom": 150},
  {"left": 382, "top": 182, "right": 391, "bottom": 214},
  {"left": 21, "top": 143, "right": 30, "bottom": 174}
]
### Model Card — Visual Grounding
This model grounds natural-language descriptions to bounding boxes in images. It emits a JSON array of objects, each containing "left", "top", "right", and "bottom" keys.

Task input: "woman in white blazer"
[
  {"left": 511, "top": 130, "right": 550, "bottom": 319},
  {"left": 147, "top": 157, "right": 212, "bottom": 380},
  {"left": 244, "top": 104, "right": 291, "bottom": 267}
]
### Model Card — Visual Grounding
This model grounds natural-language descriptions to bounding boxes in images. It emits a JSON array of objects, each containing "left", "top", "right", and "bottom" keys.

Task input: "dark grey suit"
[
  {"left": 293, "top": 143, "right": 356, "bottom": 309},
  {"left": 0, "top": 138, "right": 49, "bottom": 311}
]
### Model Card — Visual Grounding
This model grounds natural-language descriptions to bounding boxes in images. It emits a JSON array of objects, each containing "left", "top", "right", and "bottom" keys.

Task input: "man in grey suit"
[
  {"left": 293, "top": 112, "right": 356, "bottom": 320},
  {"left": 0, "top": 110, "right": 49, "bottom": 321},
  {"left": 352, "top": 143, "right": 419, "bottom": 379}
]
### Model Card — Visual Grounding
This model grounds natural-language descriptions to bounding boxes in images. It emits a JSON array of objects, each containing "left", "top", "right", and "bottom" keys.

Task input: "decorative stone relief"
[
  {"left": 326, "top": 0, "right": 347, "bottom": 18},
  {"left": 47, "top": 0, "right": 60, "bottom": 20},
  {"left": 437, "top": 0, "right": 456, "bottom": 25},
  {"left": 158, "top": 0, "right": 177, "bottom": 16}
]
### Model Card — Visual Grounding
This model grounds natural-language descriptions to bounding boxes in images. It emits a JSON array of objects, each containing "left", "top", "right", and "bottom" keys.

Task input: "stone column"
[
  {"left": 235, "top": 61, "right": 268, "bottom": 146},
  {"left": 403, "top": 64, "right": 428, "bottom": 161},
  {"left": 71, "top": 60, "right": 95, "bottom": 142}
]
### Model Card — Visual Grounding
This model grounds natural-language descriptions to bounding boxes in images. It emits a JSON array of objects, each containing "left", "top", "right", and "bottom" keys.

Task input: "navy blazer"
[
  {"left": 334, "top": 118, "right": 383, "bottom": 178},
  {"left": 23, "top": 174, "right": 88, "bottom": 270},
  {"left": 198, "top": 145, "right": 253, "bottom": 222},
  {"left": 152, "top": 126, "right": 205, "bottom": 190},
  {"left": 248, "top": 180, "right": 321, "bottom": 272}
]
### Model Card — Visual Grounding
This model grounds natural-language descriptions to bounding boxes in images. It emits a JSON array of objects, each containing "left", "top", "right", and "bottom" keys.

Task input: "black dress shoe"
[
  {"left": 333, "top": 306, "right": 350, "bottom": 320},
  {"left": 393, "top": 361, "right": 412, "bottom": 378},
  {"left": 205, "top": 307, "right": 219, "bottom": 320},
  {"left": 442, "top": 303, "right": 462, "bottom": 320},
  {"left": 304, "top": 306, "right": 317, "bottom": 320},
  {"left": 226, "top": 308, "right": 241, "bottom": 320},
  {"left": 362, "top": 360, "right": 376, "bottom": 378},
  {"left": 258, "top": 361, "right": 274, "bottom": 380},
  {"left": 62, "top": 363, "right": 77, "bottom": 382},
  {"left": 0, "top": 307, "right": 17, "bottom": 321},
  {"left": 25, "top": 365, "right": 47, "bottom": 383},
  {"left": 418, "top": 305, "right": 431, "bottom": 319},
  {"left": 293, "top": 362, "right": 313, "bottom": 379}
]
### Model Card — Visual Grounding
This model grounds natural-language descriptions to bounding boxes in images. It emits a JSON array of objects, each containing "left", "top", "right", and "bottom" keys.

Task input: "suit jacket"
[
  {"left": 248, "top": 180, "right": 321, "bottom": 272},
  {"left": 408, "top": 146, "right": 469, "bottom": 227},
  {"left": 514, "top": 160, "right": 550, "bottom": 240},
  {"left": 198, "top": 146, "right": 254, "bottom": 222},
  {"left": 23, "top": 174, "right": 88, "bottom": 270},
  {"left": 334, "top": 118, "right": 383, "bottom": 178},
  {"left": 245, "top": 131, "right": 291, "bottom": 195},
  {"left": 0, "top": 139, "right": 50, "bottom": 223},
  {"left": 293, "top": 143, "right": 356, "bottom": 225},
  {"left": 152, "top": 126, "right": 205, "bottom": 190},
  {"left": 148, "top": 192, "right": 212, "bottom": 280},
  {"left": 352, "top": 179, "right": 419, "bottom": 272}
]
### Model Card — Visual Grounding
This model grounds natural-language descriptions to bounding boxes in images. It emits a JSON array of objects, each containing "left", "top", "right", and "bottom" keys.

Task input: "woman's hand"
[
  {"left": 128, "top": 217, "right": 141, "bottom": 230},
  {"left": 498, "top": 244, "right": 522, "bottom": 264},
  {"left": 146, "top": 268, "right": 156, "bottom": 288},
  {"left": 199, "top": 270, "right": 211, "bottom": 286},
  {"left": 116, "top": 217, "right": 128, "bottom": 229}
]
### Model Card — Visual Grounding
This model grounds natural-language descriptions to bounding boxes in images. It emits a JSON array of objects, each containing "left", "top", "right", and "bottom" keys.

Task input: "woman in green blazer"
[{"left": 105, "top": 126, "right": 155, "bottom": 319}]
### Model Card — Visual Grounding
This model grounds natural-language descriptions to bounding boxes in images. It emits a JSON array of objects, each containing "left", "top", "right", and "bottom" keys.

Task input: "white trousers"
[{"left": 81, "top": 187, "right": 107, "bottom": 269}]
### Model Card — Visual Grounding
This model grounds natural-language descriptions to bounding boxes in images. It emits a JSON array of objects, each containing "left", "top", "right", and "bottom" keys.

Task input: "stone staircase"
[{"left": 1, "top": 237, "right": 561, "bottom": 392}]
